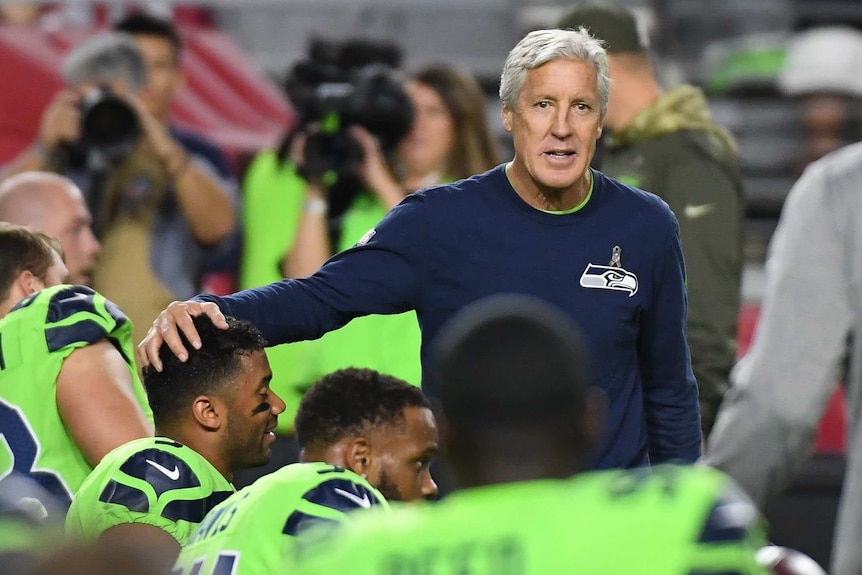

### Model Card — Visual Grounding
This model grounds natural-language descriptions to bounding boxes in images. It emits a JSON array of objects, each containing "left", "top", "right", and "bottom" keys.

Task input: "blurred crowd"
[{"left": 1, "top": 1, "right": 861, "bottom": 574}]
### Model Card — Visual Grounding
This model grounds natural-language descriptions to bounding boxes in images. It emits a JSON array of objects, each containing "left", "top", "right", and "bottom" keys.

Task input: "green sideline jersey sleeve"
[
  {"left": 174, "top": 462, "right": 389, "bottom": 575},
  {"left": 65, "top": 437, "right": 233, "bottom": 545},
  {"left": 0, "top": 285, "right": 152, "bottom": 509},
  {"left": 295, "top": 465, "right": 769, "bottom": 575}
]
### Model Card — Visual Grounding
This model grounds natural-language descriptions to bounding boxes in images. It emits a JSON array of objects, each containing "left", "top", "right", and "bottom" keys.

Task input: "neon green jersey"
[
  {"left": 0, "top": 285, "right": 152, "bottom": 509},
  {"left": 65, "top": 437, "right": 233, "bottom": 545},
  {"left": 295, "top": 465, "right": 769, "bottom": 575},
  {"left": 175, "top": 462, "right": 389, "bottom": 575}
]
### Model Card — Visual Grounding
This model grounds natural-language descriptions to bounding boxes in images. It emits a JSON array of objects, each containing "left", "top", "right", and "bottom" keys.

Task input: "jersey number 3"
[{"left": 0, "top": 398, "right": 73, "bottom": 507}]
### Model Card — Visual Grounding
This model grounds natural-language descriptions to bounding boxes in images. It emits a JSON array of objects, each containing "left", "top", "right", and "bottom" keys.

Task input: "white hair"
[{"left": 499, "top": 28, "right": 610, "bottom": 114}]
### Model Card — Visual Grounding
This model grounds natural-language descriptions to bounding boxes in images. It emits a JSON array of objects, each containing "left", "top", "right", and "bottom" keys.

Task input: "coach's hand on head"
[{"left": 137, "top": 300, "right": 228, "bottom": 371}]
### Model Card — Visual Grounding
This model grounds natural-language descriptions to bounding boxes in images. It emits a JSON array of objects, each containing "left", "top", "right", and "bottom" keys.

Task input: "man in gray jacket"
[{"left": 705, "top": 142, "right": 862, "bottom": 575}]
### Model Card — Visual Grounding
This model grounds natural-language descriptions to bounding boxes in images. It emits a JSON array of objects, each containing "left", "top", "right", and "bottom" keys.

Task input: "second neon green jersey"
[
  {"left": 175, "top": 462, "right": 389, "bottom": 575},
  {"left": 0, "top": 285, "right": 152, "bottom": 509},
  {"left": 295, "top": 465, "right": 769, "bottom": 575},
  {"left": 66, "top": 437, "right": 233, "bottom": 545}
]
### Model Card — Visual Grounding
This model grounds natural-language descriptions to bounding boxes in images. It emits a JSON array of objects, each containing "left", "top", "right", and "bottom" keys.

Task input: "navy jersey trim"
[
  {"left": 282, "top": 510, "right": 340, "bottom": 537},
  {"left": 46, "top": 286, "right": 99, "bottom": 323},
  {"left": 45, "top": 320, "right": 109, "bottom": 353},
  {"left": 119, "top": 449, "right": 201, "bottom": 497},
  {"left": 99, "top": 480, "right": 149, "bottom": 513},
  {"left": 0, "top": 333, "right": 5, "bottom": 370},
  {"left": 161, "top": 490, "right": 233, "bottom": 523},
  {"left": 302, "top": 478, "right": 383, "bottom": 513},
  {"left": 43, "top": 287, "right": 128, "bottom": 352},
  {"left": 697, "top": 494, "right": 757, "bottom": 544}
]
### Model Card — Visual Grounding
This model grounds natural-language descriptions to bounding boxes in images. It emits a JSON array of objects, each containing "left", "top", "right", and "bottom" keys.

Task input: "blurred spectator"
[
  {"left": 292, "top": 296, "right": 767, "bottom": 574},
  {"left": 0, "top": 172, "right": 101, "bottom": 286},
  {"left": 778, "top": 26, "right": 862, "bottom": 169},
  {"left": 705, "top": 141, "right": 862, "bottom": 575},
  {"left": 236, "top": 56, "right": 499, "bottom": 487},
  {"left": 1, "top": 20, "right": 238, "bottom": 348},
  {"left": 175, "top": 367, "right": 437, "bottom": 575},
  {"left": 559, "top": 3, "right": 744, "bottom": 437},
  {"left": 0, "top": 223, "right": 151, "bottom": 511},
  {"left": 66, "top": 314, "right": 284, "bottom": 565}
]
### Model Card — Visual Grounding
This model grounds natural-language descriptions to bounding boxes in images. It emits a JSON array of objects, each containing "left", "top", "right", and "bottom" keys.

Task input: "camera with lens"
[
  {"left": 65, "top": 87, "right": 142, "bottom": 172},
  {"left": 283, "top": 38, "right": 414, "bottom": 215}
]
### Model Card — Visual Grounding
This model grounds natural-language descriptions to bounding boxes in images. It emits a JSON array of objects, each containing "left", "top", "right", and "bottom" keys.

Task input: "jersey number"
[
  {"left": 173, "top": 553, "right": 239, "bottom": 575},
  {"left": 0, "top": 398, "right": 72, "bottom": 507}
]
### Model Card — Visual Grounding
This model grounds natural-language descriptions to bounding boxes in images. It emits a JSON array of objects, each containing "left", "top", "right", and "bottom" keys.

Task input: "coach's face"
[{"left": 502, "top": 58, "right": 603, "bottom": 208}]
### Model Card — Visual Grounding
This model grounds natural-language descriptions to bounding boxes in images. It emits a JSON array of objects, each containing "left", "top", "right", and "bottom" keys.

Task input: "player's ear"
[
  {"left": 344, "top": 437, "right": 371, "bottom": 478},
  {"left": 192, "top": 395, "right": 223, "bottom": 432},
  {"left": 17, "top": 269, "right": 45, "bottom": 296}
]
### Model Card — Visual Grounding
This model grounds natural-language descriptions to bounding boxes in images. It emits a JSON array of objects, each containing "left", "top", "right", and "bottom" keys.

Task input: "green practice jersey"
[
  {"left": 295, "top": 465, "right": 769, "bottom": 575},
  {"left": 175, "top": 462, "right": 389, "bottom": 575},
  {"left": 0, "top": 285, "right": 152, "bottom": 509},
  {"left": 66, "top": 437, "right": 233, "bottom": 545}
]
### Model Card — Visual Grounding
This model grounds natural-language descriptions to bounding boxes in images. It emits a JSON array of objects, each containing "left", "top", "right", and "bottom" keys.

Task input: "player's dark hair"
[
  {"left": 0, "top": 223, "right": 63, "bottom": 303},
  {"left": 114, "top": 12, "right": 182, "bottom": 57},
  {"left": 143, "top": 315, "right": 266, "bottom": 427},
  {"left": 295, "top": 367, "right": 430, "bottom": 450}
]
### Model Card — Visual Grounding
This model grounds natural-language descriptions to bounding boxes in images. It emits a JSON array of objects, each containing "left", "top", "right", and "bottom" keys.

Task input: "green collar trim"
[{"left": 540, "top": 170, "right": 594, "bottom": 215}]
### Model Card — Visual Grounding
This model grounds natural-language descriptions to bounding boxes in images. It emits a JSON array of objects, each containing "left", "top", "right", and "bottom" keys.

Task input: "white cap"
[{"left": 779, "top": 26, "right": 862, "bottom": 97}]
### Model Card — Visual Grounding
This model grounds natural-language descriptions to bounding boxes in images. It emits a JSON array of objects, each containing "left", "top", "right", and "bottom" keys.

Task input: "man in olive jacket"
[{"left": 560, "top": 4, "right": 744, "bottom": 436}]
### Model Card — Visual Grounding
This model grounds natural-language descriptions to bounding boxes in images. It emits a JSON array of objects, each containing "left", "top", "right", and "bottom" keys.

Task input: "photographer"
[{"left": 1, "top": 28, "right": 237, "bottom": 349}]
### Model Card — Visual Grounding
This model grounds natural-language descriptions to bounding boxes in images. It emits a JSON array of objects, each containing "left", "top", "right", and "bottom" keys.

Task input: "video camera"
[{"left": 284, "top": 38, "right": 414, "bottom": 213}]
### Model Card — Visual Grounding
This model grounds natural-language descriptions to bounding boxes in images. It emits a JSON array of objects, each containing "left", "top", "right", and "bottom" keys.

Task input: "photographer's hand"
[
  {"left": 282, "top": 128, "right": 333, "bottom": 279},
  {"left": 39, "top": 90, "right": 81, "bottom": 152},
  {"left": 350, "top": 126, "right": 405, "bottom": 210}
]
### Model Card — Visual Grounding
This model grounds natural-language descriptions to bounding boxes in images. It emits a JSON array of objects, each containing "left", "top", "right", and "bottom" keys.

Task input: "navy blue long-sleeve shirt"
[{"left": 199, "top": 165, "right": 702, "bottom": 467}]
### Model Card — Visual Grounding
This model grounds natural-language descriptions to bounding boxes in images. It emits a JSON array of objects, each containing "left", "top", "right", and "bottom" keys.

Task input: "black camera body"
[
  {"left": 66, "top": 88, "right": 141, "bottom": 172},
  {"left": 285, "top": 39, "right": 414, "bottom": 206}
]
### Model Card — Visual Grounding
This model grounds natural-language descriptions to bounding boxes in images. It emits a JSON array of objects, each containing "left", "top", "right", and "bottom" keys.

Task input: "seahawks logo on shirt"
[{"left": 579, "top": 246, "right": 638, "bottom": 297}]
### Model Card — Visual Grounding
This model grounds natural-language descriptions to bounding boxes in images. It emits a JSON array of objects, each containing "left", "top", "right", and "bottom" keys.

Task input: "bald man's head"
[{"left": 0, "top": 172, "right": 100, "bottom": 285}]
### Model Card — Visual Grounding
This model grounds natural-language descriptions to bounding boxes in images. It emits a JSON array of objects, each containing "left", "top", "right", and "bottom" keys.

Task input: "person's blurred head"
[
  {"left": 143, "top": 315, "right": 285, "bottom": 480},
  {"left": 0, "top": 223, "right": 67, "bottom": 318},
  {"left": 398, "top": 64, "right": 500, "bottom": 183},
  {"left": 295, "top": 368, "right": 439, "bottom": 502},
  {"left": 557, "top": 3, "right": 655, "bottom": 132},
  {"left": 63, "top": 32, "right": 147, "bottom": 97},
  {"left": 778, "top": 26, "right": 862, "bottom": 167},
  {"left": 431, "top": 294, "right": 602, "bottom": 489},
  {"left": 114, "top": 13, "right": 184, "bottom": 122},
  {"left": 0, "top": 172, "right": 100, "bottom": 286}
]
